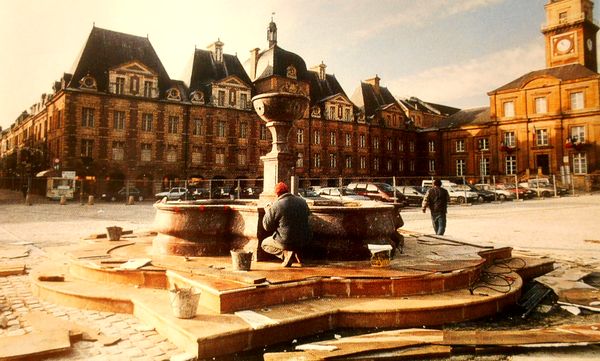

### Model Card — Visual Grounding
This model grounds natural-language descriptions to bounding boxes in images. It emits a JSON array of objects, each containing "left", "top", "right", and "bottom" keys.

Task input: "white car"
[
  {"left": 155, "top": 187, "right": 190, "bottom": 201},
  {"left": 318, "top": 187, "right": 371, "bottom": 202}
]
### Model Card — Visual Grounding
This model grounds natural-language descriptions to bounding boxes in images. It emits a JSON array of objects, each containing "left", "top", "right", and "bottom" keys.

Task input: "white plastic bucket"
[{"left": 169, "top": 287, "right": 200, "bottom": 319}]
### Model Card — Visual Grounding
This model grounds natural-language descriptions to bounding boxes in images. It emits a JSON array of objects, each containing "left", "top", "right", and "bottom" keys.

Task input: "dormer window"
[
  {"left": 286, "top": 65, "right": 297, "bottom": 79},
  {"left": 130, "top": 76, "right": 140, "bottom": 95},
  {"left": 166, "top": 88, "right": 181, "bottom": 101},
  {"left": 79, "top": 75, "right": 97, "bottom": 90},
  {"left": 144, "top": 81, "right": 154, "bottom": 98},
  {"left": 115, "top": 77, "right": 125, "bottom": 95},
  {"left": 190, "top": 91, "right": 204, "bottom": 104}
]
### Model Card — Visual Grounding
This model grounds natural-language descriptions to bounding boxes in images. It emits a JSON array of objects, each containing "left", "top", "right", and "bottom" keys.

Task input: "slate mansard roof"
[
  {"left": 489, "top": 64, "right": 600, "bottom": 93},
  {"left": 437, "top": 107, "right": 491, "bottom": 129},
  {"left": 69, "top": 27, "right": 172, "bottom": 95},
  {"left": 249, "top": 45, "right": 310, "bottom": 82},
  {"left": 188, "top": 49, "right": 253, "bottom": 101},
  {"left": 351, "top": 81, "right": 399, "bottom": 118},
  {"left": 307, "top": 71, "right": 348, "bottom": 106}
]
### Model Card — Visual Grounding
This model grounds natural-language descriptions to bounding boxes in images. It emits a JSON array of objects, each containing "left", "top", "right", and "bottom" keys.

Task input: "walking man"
[
  {"left": 421, "top": 179, "right": 450, "bottom": 235},
  {"left": 262, "top": 182, "right": 311, "bottom": 267}
]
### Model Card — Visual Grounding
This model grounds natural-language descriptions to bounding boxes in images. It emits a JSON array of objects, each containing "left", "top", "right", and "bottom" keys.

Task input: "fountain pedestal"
[{"left": 252, "top": 92, "right": 309, "bottom": 202}]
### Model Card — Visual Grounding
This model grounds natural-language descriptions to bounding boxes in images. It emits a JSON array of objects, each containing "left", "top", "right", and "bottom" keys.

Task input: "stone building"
[{"left": 434, "top": 0, "right": 600, "bottom": 188}]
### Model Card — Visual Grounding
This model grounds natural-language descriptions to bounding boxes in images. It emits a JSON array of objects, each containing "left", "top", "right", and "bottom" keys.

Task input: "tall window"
[
  {"left": 144, "top": 81, "right": 153, "bottom": 97},
  {"left": 240, "top": 93, "right": 248, "bottom": 109},
  {"left": 142, "top": 113, "right": 153, "bottom": 132},
  {"left": 373, "top": 157, "right": 379, "bottom": 171},
  {"left": 504, "top": 132, "right": 516, "bottom": 147},
  {"left": 112, "top": 141, "right": 124, "bottom": 160},
  {"left": 480, "top": 157, "right": 490, "bottom": 176},
  {"left": 409, "top": 141, "right": 415, "bottom": 152},
  {"left": 191, "top": 146, "right": 202, "bottom": 165},
  {"left": 456, "top": 159, "right": 466, "bottom": 176},
  {"left": 386, "top": 139, "right": 393, "bottom": 151},
  {"left": 296, "top": 129, "right": 304, "bottom": 144},
  {"left": 478, "top": 138, "right": 489, "bottom": 151},
  {"left": 141, "top": 143, "right": 152, "bottom": 162},
  {"left": 503, "top": 101, "right": 515, "bottom": 117},
  {"left": 505, "top": 156, "right": 517, "bottom": 175},
  {"left": 330, "top": 131, "right": 336, "bottom": 146},
  {"left": 215, "top": 148, "right": 225, "bottom": 165},
  {"left": 570, "top": 91, "right": 584, "bottom": 110},
  {"left": 345, "top": 155, "right": 352, "bottom": 169},
  {"left": 329, "top": 153, "right": 337, "bottom": 168},
  {"left": 329, "top": 106, "right": 335, "bottom": 120},
  {"left": 345, "top": 133, "right": 352, "bottom": 147},
  {"left": 456, "top": 139, "right": 465, "bottom": 152},
  {"left": 113, "top": 111, "right": 125, "bottom": 130},
  {"left": 239, "top": 121, "right": 247, "bottom": 138},
  {"left": 536, "top": 128, "right": 549, "bottom": 146},
  {"left": 360, "top": 156, "right": 367, "bottom": 169},
  {"left": 166, "top": 145, "right": 177, "bottom": 162},
  {"left": 313, "top": 130, "right": 320, "bottom": 145},
  {"left": 398, "top": 160, "right": 404, "bottom": 172},
  {"left": 217, "top": 90, "right": 225, "bottom": 106},
  {"left": 386, "top": 159, "right": 392, "bottom": 171},
  {"left": 373, "top": 137, "right": 379, "bottom": 150},
  {"left": 410, "top": 160, "right": 415, "bottom": 172},
  {"left": 535, "top": 97, "right": 547, "bottom": 114},
  {"left": 168, "top": 116, "right": 178, "bottom": 133},
  {"left": 82, "top": 108, "right": 94, "bottom": 127},
  {"left": 313, "top": 153, "right": 321, "bottom": 168},
  {"left": 429, "top": 159, "right": 435, "bottom": 173},
  {"left": 81, "top": 139, "right": 93, "bottom": 157},
  {"left": 573, "top": 153, "right": 588, "bottom": 174},
  {"left": 428, "top": 140, "right": 435, "bottom": 152},
  {"left": 571, "top": 126, "right": 585, "bottom": 143},
  {"left": 238, "top": 152, "right": 246, "bottom": 166},
  {"left": 398, "top": 141, "right": 404, "bottom": 152},
  {"left": 359, "top": 134, "right": 366, "bottom": 148},
  {"left": 217, "top": 121, "right": 226, "bottom": 138},
  {"left": 296, "top": 153, "right": 304, "bottom": 168},
  {"left": 115, "top": 77, "right": 125, "bottom": 95},
  {"left": 344, "top": 109, "right": 351, "bottom": 121},
  {"left": 260, "top": 125, "right": 267, "bottom": 140},
  {"left": 193, "top": 118, "right": 202, "bottom": 136}
]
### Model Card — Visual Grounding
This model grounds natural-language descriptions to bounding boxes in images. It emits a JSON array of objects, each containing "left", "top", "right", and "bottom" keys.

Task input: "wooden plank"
[
  {"left": 0, "top": 263, "right": 26, "bottom": 277},
  {"left": 441, "top": 324, "right": 600, "bottom": 346},
  {"left": 0, "top": 330, "right": 71, "bottom": 360},
  {"left": 264, "top": 344, "right": 451, "bottom": 361}
]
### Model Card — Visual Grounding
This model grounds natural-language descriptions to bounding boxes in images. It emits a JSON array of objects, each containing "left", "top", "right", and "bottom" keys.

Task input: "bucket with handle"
[{"left": 169, "top": 284, "right": 200, "bottom": 319}]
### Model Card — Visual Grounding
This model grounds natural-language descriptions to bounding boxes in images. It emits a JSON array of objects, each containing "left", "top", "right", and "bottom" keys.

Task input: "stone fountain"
[{"left": 152, "top": 88, "right": 403, "bottom": 260}]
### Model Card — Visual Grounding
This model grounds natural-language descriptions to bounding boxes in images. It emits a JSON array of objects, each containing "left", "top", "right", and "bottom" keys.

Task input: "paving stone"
[
  {"left": 7, "top": 328, "right": 26, "bottom": 336},
  {"left": 126, "top": 347, "right": 145, "bottom": 358}
]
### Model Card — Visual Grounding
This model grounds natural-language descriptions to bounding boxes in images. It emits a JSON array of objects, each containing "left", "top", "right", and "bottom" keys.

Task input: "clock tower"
[{"left": 542, "top": 0, "right": 599, "bottom": 72}]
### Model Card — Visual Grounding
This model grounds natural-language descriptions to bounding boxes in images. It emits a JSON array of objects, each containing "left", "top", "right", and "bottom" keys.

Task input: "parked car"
[
  {"left": 422, "top": 183, "right": 478, "bottom": 204},
  {"left": 189, "top": 187, "right": 210, "bottom": 199},
  {"left": 298, "top": 188, "right": 328, "bottom": 201},
  {"left": 318, "top": 187, "right": 371, "bottom": 202},
  {"left": 346, "top": 182, "right": 407, "bottom": 205},
  {"left": 394, "top": 186, "right": 425, "bottom": 206},
  {"left": 465, "top": 184, "right": 496, "bottom": 202},
  {"left": 474, "top": 183, "right": 514, "bottom": 201},
  {"left": 497, "top": 183, "right": 535, "bottom": 199},
  {"left": 101, "top": 187, "right": 144, "bottom": 202},
  {"left": 519, "top": 178, "right": 568, "bottom": 197},
  {"left": 155, "top": 187, "right": 190, "bottom": 201},
  {"left": 241, "top": 186, "right": 262, "bottom": 199}
]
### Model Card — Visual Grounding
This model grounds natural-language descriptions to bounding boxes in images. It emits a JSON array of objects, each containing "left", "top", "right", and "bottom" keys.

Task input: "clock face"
[
  {"left": 587, "top": 39, "right": 593, "bottom": 51},
  {"left": 556, "top": 38, "right": 573, "bottom": 53}
]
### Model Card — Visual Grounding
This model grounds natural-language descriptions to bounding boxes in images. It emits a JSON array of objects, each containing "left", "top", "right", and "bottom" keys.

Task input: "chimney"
[
  {"left": 207, "top": 39, "right": 224, "bottom": 63},
  {"left": 310, "top": 61, "right": 327, "bottom": 81},
  {"left": 365, "top": 75, "right": 381, "bottom": 93},
  {"left": 249, "top": 48, "right": 260, "bottom": 80}
]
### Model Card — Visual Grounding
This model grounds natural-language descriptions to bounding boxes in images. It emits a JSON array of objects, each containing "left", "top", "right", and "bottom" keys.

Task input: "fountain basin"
[{"left": 153, "top": 200, "right": 403, "bottom": 261}]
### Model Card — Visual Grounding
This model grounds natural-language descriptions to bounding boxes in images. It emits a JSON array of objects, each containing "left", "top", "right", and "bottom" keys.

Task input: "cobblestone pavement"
[{"left": 1, "top": 190, "right": 600, "bottom": 360}]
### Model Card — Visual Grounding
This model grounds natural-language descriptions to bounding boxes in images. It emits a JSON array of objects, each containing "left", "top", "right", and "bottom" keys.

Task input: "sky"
[{"left": 0, "top": 0, "right": 598, "bottom": 130}]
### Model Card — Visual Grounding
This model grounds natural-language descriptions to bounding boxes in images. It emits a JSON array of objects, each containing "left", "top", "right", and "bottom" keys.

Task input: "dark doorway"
[{"left": 536, "top": 154, "right": 550, "bottom": 175}]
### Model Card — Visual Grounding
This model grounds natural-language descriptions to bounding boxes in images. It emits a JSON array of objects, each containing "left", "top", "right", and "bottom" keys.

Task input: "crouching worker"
[{"left": 262, "top": 182, "right": 311, "bottom": 267}]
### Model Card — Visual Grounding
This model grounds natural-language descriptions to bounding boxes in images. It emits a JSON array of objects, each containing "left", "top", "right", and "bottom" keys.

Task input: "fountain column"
[{"left": 252, "top": 92, "right": 309, "bottom": 202}]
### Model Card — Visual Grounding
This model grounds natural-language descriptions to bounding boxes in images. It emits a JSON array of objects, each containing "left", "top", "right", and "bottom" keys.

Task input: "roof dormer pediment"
[
  {"left": 110, "top": 61, "right": 157, "bottom": 76},
  {"left": 214, "top": 75, "right": 250, "bottom": 88},
  {"left": 321, "top": 93, "right": 353, "bottom": 106}
]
